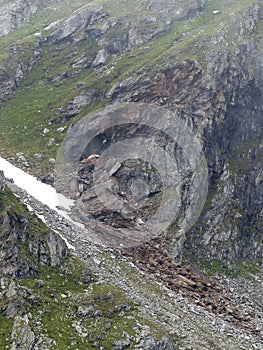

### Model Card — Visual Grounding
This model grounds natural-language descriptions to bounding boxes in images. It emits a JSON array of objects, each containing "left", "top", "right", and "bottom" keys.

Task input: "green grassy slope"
[{"left": 0, "top": 0, "right": 261, "bottom": 176}]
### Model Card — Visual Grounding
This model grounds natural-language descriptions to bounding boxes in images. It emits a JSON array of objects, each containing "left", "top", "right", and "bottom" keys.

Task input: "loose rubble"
[{"left": 4, "top": 178, "right": 263, "bottom": 349}]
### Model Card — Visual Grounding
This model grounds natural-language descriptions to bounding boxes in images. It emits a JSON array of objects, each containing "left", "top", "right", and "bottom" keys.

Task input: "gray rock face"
[
  {"left": 74, "top": 154, "right": 162, "bottom": 228},
  {"left": 98, "top": 3, "right": 263, "bottom": 266},
  {"left": 137, "top": 336, "right": 175, "bottom": 350},
  {"left": 0, "top": 183, "right": 68, "bottom": 278},
  {"left": 0, "top": 40, "right": 42, "bottom": 100},
  {"left": 92, "top": 48, "right": 109, "bottom": 67},
  {"left": 0, "top": 0, "right": 43, "bottom": 37},
  {"left": 10, "top": 315, "right": 35, "bottom": 350},
  {"left": 48, "top": 5, "right": 106, "bottom": 44},
  {"left": 149, "top": 0, "right": 205, "bottom": 22},
  {"left": 0, "top": 171, "right": 5, "bottom": 191}
]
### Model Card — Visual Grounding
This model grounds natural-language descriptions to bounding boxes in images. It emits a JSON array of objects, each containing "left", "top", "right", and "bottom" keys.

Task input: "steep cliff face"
[
  {"left": 0, "top": 0, "right": 262, "bottom": 272},
  {"left": 115, "top": 3, "right": 263, "bottom": 266},
  {"left": 0, "top": 172, "right": 67, "bottom": 277}
]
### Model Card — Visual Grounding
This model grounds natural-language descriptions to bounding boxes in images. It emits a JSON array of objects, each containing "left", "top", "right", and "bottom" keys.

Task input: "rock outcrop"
[
  {"left": 0, "top": 173, "right": 67, "bottom": 278},
  {"left": 91, "top": 2, "right": 263, "bottom": 266},
  {"left": 0, "top": 0, "right": 43, "bottom": 37}
]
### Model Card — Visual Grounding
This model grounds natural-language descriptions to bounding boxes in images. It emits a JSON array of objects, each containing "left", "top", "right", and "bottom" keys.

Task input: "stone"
[
  {"left": 77, "top": 304, "right": 94, "bottom": 317},
  {"left": 112, "top": 338, "right": 131, "bottom": 349},
  {"left": 0, "top": 171, "right": 5, "bottom": 190},
  {"left": 6, "top": 281, "right": 17, "bottom": 298},
  {"left": 42, "top": 128, "right": 49, "bottom": 135},
  {"left": 48, "top": 6, "right": 106, "bottom": 44},
  {"left": 0, "top": 189, "right": 68, "bottom": 278},
  {"left": 56, "top": 127, "right": 66, "bottom": 133},
  {"left": 92, "top": 48, "right": 108, "bottom": 67},
  {"left": 47, "top": 138, "right": 55, "bottom": 147},
  {"left": 48, "top": 158, "right": 56, "bottom": 164},
  {"left": 33, "top": 153, "right": 42, "bottom": 159},
  {"left": 11, "top": 315, "right": 35, "bottom": 350},
  {"left": 5, "top": 299, "right": 22, "bottom": 318}
]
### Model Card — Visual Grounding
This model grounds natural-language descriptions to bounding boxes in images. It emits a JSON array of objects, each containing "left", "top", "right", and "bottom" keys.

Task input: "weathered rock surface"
[
  {"left": 0, "top": 0, "right": 43, "bottom": 37},
  {"left": 48, "top": 5, "right": 107, "bottom": 44},
  {"left": 101, "top": 4, "right": 263, "bottom": 266},
  {"left": 10, "top": 315, "right": 35, "bottom": 350},
  {"left": 0, "top": 175, "right": 67, "bottom": 278}
]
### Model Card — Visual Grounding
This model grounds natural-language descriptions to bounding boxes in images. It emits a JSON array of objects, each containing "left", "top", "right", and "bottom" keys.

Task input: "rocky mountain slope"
[
  {"left": 0, "top": 0, "right": 261, "bottom": 271},
  {"left": 0, "top": 173, "right": 177, "bottom": 349},
  {"left": 0, "top": 0, "right": 262, "bottom": 348},
  {"left": 1, "top": 173, "right": 263, "bottom": 349}
]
